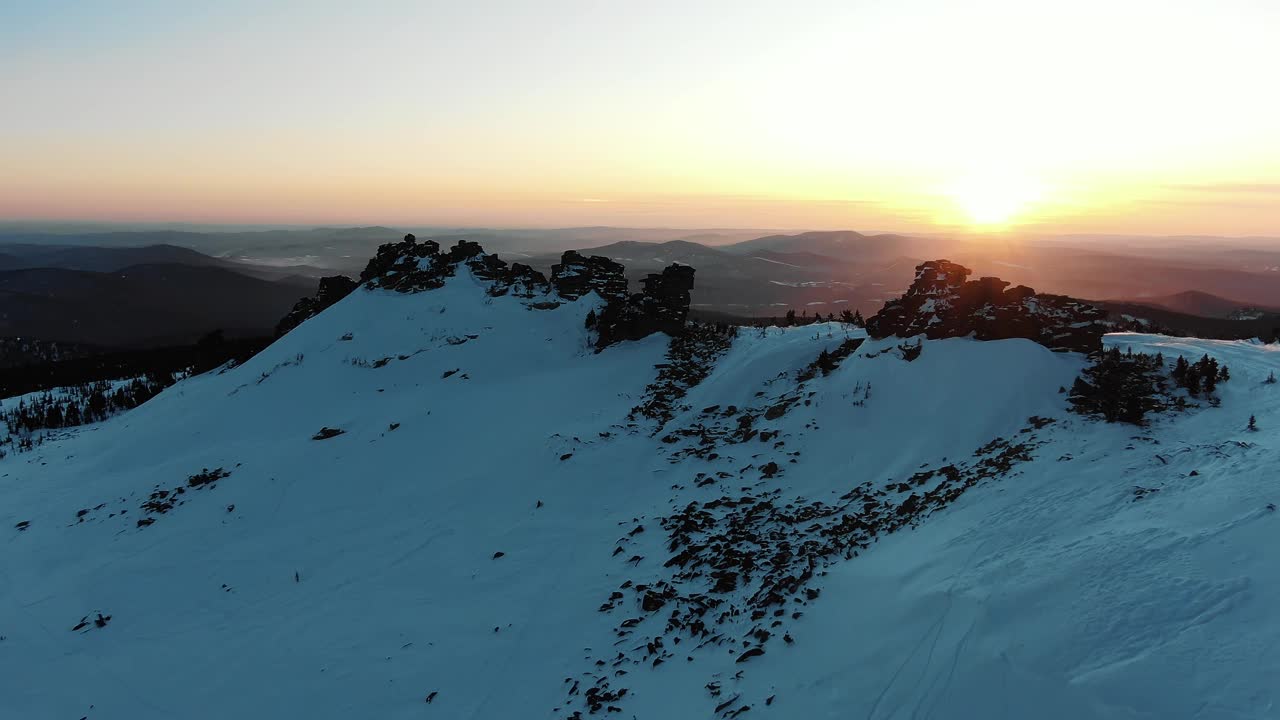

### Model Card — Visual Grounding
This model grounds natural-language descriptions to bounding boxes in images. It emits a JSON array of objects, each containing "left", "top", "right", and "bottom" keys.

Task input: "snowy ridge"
[{"left": 2, "top": 258, "right": 1279, "bottom": 718}]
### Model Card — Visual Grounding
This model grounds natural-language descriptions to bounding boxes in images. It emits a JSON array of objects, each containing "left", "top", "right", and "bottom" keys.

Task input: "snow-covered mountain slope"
[{"left": 3, "top": 261, "right": 1279, "bottom": 719}]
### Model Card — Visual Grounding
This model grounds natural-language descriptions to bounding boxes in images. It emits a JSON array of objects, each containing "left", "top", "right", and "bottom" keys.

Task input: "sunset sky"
[{"left": 4, "top": 0, "right": 1279, "bottom": 234}]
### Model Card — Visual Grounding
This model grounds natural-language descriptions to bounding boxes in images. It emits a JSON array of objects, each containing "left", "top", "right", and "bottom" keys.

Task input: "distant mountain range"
[
  {"left": 523, "top": 237, "right": 902, "bottom": 317},
  {"left": 0, "top": 253, "right": 313, "bottom": 347},
  {"left": 1106, "top": 290, "right": 1280, "bottom": 319},
  {"left": 1095, "top": 300, "right": 1280, "bottom": 341},
  {"left": 0, "top": 243, "right": 227, "bottom": 273},
  {"left": 521, "top": 230, "right": 1280, "bottom": 325},
  {"left": 0, "top": 226, "right": 782, "bottom": 277},
  {"left": 723, "top": 230, "right": 948, "bottom": 261},
  {"left": 2, "top": 226, "right": 1278, "bottom": 347}
]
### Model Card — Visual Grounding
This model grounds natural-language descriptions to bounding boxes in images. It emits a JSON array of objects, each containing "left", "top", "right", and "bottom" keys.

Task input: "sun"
[{"left": 946, "top": 171, "right": 1043, "bottom": 227}]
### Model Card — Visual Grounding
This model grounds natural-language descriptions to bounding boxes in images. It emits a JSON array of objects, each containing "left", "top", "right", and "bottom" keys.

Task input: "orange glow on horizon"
[{"left": 3, "top": 1, "right": 1279, "bottom": 236}]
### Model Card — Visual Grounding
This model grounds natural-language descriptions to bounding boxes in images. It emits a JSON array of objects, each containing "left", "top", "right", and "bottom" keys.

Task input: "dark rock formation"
[
  {"left": 594, "top": 264, "right": 696, "bottom": 349},
  {"left": 551, "top": 251, "right": 629, "bottom": 303},
  {"left": 444, "top": 240, "right": 484, "bottom": 263},
  {"left": 357, "top": 233, "right": 551, "bottom": 299},
  {"left": 477, "top": 258, "right": 550, "bottom": 298},
  {"left": 641, "top": 265, "right": 696, "bottom": 321},
  {"left": 463, "top": 250, "right": 552, "bottom": 298},
  {"left": 463, "top": 252, "right": 508, "bottom": 282},
  {"left": 498, "top": 263, "right": 550, "bottom": 298},
  {"left": 309, "top": 237, "right": 695, "bottom": 348},
  {"left": 360, "top": 233, "right": 449, "bottom": 292},
  {"left": 866, "top": 260, "right": 1107, "bottom": 352},
  {"left": 275, "top": 275, "right": 358, "bottom": 336}
]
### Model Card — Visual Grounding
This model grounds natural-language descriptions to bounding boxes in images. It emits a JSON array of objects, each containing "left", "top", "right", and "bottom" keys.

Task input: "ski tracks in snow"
[{"left": 867, "top": 542, "right": 988, "bottom": 720}]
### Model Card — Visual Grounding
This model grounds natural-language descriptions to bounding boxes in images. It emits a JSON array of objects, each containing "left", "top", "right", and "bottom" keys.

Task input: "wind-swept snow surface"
[{"left": 2, "top": 270, "right": 1278, "bottom": 719}]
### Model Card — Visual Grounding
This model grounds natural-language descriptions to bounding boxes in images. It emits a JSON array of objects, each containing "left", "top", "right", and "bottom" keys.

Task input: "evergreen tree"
[
  {"left": 815, "top": 349, "right": 836, "bottom": 375},
  {"left": 1184, "top": 368, "right": 1201, "bottom": 395}
]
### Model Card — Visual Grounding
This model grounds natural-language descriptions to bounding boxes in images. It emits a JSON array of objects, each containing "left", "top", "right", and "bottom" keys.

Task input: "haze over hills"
[
  {"left": 3, "top": 225, "right": 1280, "bottom": 343},
  {"left": 1107, "top": 290, "right": 1280, "bottom": 319},
  {"left": 0, "top": 243, "right": 228, "bottom": 273},
  {"left": 514, "top": 230, "right": 1280, "bottom": 324},
  {"left": 0, "top": 263, "right": 312, "bottom": 347},
  {"left": 0, "top": 227, "right": 403, "bottom": 278},
  {"left": 0, "top": 226, "right": 784, "bottom": 276},
  {"left": 722, "top": 230, "right": 949, "bottom": 261},
  {"left": 525, "top": 238, "right": 900, "bottom": 317},
  {"left": 7, "top": 224, "right": 1280, "bottom": 337}
]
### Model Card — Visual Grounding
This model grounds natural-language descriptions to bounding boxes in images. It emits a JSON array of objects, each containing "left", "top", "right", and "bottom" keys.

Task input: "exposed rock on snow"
[
  {"left": 572, "top": 398, "right": 1057, "bottom": 716},
  {"left": 487, "top": 261, "right": 549, "bottom": 298},
  {"left": 550, "top": 250, "right": 630, "bottom": 303},
  {"left": 276, "top": 275, "right": 359, "bottom": 336},
  {"left": 867, "top": 259, "right": 1108, "bottom": 352},
  {"left": 359, "top": 233, "right": 445, "bottom": 290},
  {"left": 546, "top": 249, "right": 699, "bottom": 347},
  {"left": 328, "top": 238, "right": 699, "bottom": 349},
  {"left": 628, "top": 322, "right": 738, "bottom": 428},
  {"left": 594, "top": 263, "right": 698, "bottom": 349}
]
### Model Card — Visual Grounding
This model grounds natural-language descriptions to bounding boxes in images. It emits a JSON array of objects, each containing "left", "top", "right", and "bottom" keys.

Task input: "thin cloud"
[
  {"left": 1163, "top": 183, "right": 1280, "bottom": 194},
  {"left": 1143, "top": 197, "right": 1275, "bottom": 210}
]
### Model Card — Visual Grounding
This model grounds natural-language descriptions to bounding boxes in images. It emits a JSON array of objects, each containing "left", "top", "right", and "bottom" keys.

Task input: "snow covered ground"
[{"left": 2, "top": 269, "right": 1278, "bottom": 719}]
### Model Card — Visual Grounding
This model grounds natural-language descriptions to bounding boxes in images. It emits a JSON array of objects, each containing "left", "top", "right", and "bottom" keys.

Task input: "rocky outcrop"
[
  {"left": 360, "top": 234, "right": 449, "bottom": 292},
  {"left": 275, "top": 275, "right": 358, "bottom": 336},
  {"left": 358, "top": 234, "right": 551, "bottom": 298},
  {"left": 641, "top": 264, "right": 696, "bottom": 321},
  {"left": 866, "top": 260, "right": 1107, "bottom": 352},
  {"left": 471, "top": 256, "right": 550, "bottom": 298},
  {"left": 497, "top": 263, "right": 551, "bottom": 298},
  {"left": 550, "top": 251, "right": 629, "bottom": 303},
  {"left": 295, "top": 237, "right": 696, "bottom": 348},
  {"left": 593, "top": 263, "right": 696, "bottom": 349},
  {"left": 543, "top": 250, "right": 697, "bottom": 348}
]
